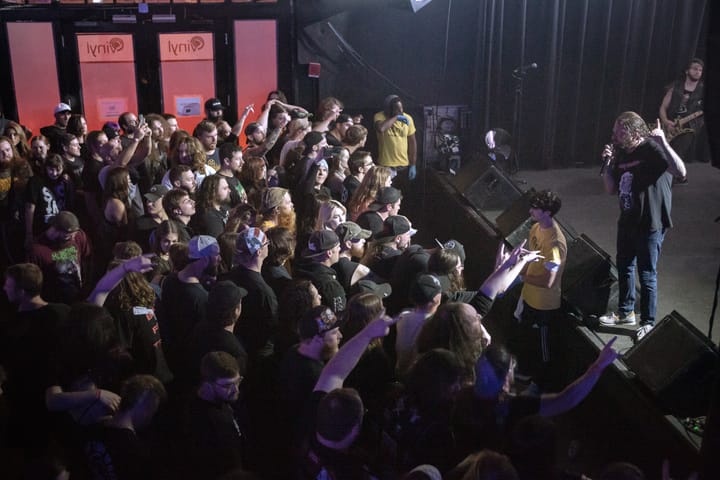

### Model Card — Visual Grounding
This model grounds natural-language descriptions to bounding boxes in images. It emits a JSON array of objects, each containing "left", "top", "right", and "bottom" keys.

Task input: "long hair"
[
  {"left": 167, "top": 130, "right": 190, "bottom": 168},
  {"left": 195, "top": 174, "right": 224, "bottom": 211},
  {"left": 428, "top": 249, "right": 465, "bottom": 293},
  {"left": 614, "top": 112, "right": 650, "bottom": 139},
  {"left": 103, "top": 166, "right": 130, "bottom": 204},
  {"left": 151, "top": 219, "right": 188, "bottom": 255},
  {"left": 347, "top": 166, "right": 392, "bottom": 220},
  {"left": 3, "top": 121, "right": 31, "bottom": 159},
  {"left": 66, "top": 115, "right": 87, "bottom": 141},
  {"left": 107, "top": 259, "right": 156, "bottom": 311},
  {"left": 0, "top": 136, "right": 33, "bottom": 187},
  {"left": 239, "top": 156, "right": 267, "bottom": 210},
  {"left": 341, "top": 293, "right": 384, "bottom": 349},
  {"left": 416, "top": 302, "right": 483, "bottom": 379},
  {"left": 265, "top": 226, "right": 296, "bottom": 267},
  {"left": 315, "top": 199, "right": 346, "bottom": 231}
]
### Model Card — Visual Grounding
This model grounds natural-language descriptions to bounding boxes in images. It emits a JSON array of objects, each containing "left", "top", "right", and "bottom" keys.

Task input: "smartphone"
[{"left": 138, "top": 114, "right": 145, "bottom": 125}]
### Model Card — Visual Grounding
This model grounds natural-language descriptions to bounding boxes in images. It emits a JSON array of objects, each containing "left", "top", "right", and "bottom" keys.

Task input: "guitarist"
[{"left": 659, "top": 58, "right": 708, "bottom": 163}]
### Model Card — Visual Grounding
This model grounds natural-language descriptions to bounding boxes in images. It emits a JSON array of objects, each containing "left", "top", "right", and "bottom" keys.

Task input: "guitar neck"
[{"left": 677, "top": 110, "right": 703, "bottom": 128}]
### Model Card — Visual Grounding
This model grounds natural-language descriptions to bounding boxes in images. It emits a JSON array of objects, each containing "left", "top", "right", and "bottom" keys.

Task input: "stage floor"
[{"left": 514, "top": 163, "right": 720, "bottom": 348}]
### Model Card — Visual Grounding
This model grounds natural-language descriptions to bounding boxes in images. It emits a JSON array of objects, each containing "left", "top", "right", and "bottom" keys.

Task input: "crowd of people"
[{"left": 1, "top": 92, "right": 655, "bottom": 480}]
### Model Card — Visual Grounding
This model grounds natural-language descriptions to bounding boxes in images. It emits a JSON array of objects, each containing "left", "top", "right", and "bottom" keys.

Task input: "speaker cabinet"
[
  {"left": 624, "top": 311, "right": 719, "bottom": 418},
  {"left": 463, "top": 165, "right": 523, "bottom": 215},
  {"left": 561, "top": 234, "right": 618, "bottom": 318}
]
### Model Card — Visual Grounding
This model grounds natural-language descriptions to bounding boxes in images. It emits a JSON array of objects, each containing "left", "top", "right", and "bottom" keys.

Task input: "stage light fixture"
[
  {"left": 152, "top": 14, "right": 176, "bottom": 23},
  {"left": 409, "top": 0, "right": 433, "bottom": 13},
  {"left": 112, "top": 15, "right": 137, "bottom": 24}
]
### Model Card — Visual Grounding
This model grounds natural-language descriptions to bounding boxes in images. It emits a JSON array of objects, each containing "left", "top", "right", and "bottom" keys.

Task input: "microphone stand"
[{"left": 511, "top": 69, "right": 526, "bottom": 176}]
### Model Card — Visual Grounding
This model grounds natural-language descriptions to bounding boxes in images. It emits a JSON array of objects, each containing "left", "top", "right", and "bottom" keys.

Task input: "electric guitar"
[{"left": 664, "top": 110, "right": 704, "bottom": 142}]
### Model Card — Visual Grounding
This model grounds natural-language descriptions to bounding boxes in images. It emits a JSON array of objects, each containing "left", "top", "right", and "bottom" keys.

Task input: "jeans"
[{"left": 616, "top": 224, "right": 666, "bottom": 326}]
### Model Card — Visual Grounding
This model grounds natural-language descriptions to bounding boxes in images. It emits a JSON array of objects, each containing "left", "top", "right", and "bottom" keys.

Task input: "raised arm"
[
  {"left": 314, "top": 313, "right": 397, "bottom": 393},
  {"left": 479, "top": 240, "right": 543, "bottom": 299},
  {"left": 87, "top": 254, "right": 155, "bottom": 306},
  {"left": 539, "top": 336, "right": 618, "bottom": 416},
  {"left": 650, "top": 119, "right": 687, "bottom": 179},
  {"left": 231, "top": 104, "right": 255, "bottom": 137}
]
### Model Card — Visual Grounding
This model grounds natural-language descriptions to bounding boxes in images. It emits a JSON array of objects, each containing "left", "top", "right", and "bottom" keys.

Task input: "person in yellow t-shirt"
[
  {"left": 374, "top": 95, "right": 417, "bottom": 182},
  {"left": 514, "top": 190, "right": 567, "bottom": 390}
]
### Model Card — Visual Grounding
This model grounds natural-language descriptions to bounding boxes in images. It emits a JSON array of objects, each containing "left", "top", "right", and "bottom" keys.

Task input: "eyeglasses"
[{"left": 214, "top": 376, "right": 243, "bottom": 391}]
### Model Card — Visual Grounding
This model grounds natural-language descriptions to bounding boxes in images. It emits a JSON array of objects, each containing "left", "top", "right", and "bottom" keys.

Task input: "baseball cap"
[
  {"left": 50, "top": 211, "right": 80, "bottom": 233},
  {"left": 143, "top": 184, "right": 170, "bottom": 202},
  {"left": 441, "top": 239, "right": 466, "bottom": 264},
  {"left": 298, "top": 305, "right": 341, "bottom": 339},
  {"left": 303, "top": 131, "right": 325, "bottom": 149},
  {"left": 335, "top": 222, "right": 371, "bottom": 244},
  {"left": 302, "top": 230, "right": 340, "bottom": 258},
  {"left": 188, "top": 235, "right": 220, "bottom": 260},
  {"left": 235, "top": 227, "right": 267, "bottom": 256},
  {"left": 261, "top": 187, "right": 289, "bottom": 213},
  {"left": 54, "top": 103, "right": 72, "bottom": 115},
  {"left": 204, "top": 98, "right": 224, "bottom": 111},
  {"left": 384, "top": 94, "right": 400, "bottom": 108},
  {"left": 369, "top": 187, "right": 402, "bottom": 210},
  {"left": 207, "top": 280, "right": 248, "bottom": 319},
  {"left": 244, "top": 122, "right": 262, "bottom": 137},
  {"left": 410, "top": 274, "right": 442, "bottom": 305},
  {"left": 374, "top": 215, "right": 417, "bottom": 243},
  {"left": 354, "top": 279, "right": 393, "bottom": 298},
  {"left": 102, "top": 121, "right": 121, "bottom": 140}
]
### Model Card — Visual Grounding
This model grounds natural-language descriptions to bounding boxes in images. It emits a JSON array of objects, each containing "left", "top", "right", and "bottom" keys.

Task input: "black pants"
[{"left": 510, "top": 301, "right": 568, "bottom": 391}]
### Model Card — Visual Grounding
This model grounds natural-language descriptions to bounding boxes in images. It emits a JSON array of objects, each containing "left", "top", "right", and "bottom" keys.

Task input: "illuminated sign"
[
  {"left": 77, "top": 34, "right": 134, "bottom": 63},
  {"left": 159, "top": 33, "right": 214, "bottom": 61}
]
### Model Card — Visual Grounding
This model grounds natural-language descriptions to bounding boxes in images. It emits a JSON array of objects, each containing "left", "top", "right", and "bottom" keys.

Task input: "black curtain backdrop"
[{"left": 296, "top": 0, "right": 708, "bottom": 170}]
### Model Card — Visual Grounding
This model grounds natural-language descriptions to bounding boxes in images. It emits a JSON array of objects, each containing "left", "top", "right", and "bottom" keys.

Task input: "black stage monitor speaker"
[
  {"left": 463, "top": 165, "right": 523, "bottom": 215},
  {"left": 623, "top": 311, "right": 719, "bottom": 418},
  {"left": 562, "top": 234, "right": 618, "bottom": 318}
]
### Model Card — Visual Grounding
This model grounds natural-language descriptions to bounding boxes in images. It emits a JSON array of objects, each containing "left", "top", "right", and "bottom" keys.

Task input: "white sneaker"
[
  {"left": 598, "top": 311, "right": 636, "bottom": 326},
  {"left": 635, "top": 324, "right": 654, "bottom": 342}
]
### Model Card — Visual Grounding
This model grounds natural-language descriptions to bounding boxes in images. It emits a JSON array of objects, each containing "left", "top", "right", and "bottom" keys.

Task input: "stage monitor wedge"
[{"left": 624, "top": 311, "right": 718, "bottom": 418}]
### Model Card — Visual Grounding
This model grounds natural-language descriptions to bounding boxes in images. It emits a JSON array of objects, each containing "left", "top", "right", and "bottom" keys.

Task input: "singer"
[{"left": 598, "top": 112, "right": 686, "bottom": 341}]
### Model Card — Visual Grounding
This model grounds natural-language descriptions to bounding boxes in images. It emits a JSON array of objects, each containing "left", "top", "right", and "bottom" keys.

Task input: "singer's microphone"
[
  {"left": 599, "top": 144, "right": 614, "bottom": 176},
  {"left": 513, "top": 62, "right": 538, "bottom": 74}
]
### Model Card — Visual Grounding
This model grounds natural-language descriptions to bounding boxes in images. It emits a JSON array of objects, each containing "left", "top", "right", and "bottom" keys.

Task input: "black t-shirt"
[
  {"left": 185, "top": 322, "right": 248, "bottom": 386},
  {"left": 107, "top": 305, "right": 173, "bottom": 384},
  {"left": 332, "top": 256, "right": 360, "bottom": 294},
  {"left": 220, "top": 266, "right": 278, "bottom": 359},
  {"left": 261, "top": 262, "right": 293, "bottom": 300},
  {"left": 364, "top": 246, "right": 402, "bottom": 282},
  {"left": 452, "top": 387, "right": 541, "bottom": 457},
  {"left": 158, "top": 274, "right": 208, "bottom": 370},
  {"left": 63, "top": 157, "right": 85, "bottom": 190},
  {"left": 190, "top": 206, "right": 228, "bottom": 238},
  {"left": 294, "top": 260, "right": 347, "bottom": 313},
  {"left": 387, "top": 245, "right": 430, "bottom": 315},
  {"left": 356, "top": 211, "right": 384, "bottom": 238},
  {"left": 25, "top": 175, "right": 76, "bottom": 232},
  {"left": 0, "top": 303, "right": 70, "bottom": 418},
  {"left": 344, "top": 175, "right": 361, "bottom": 203},
  {"left": 276, "top": 348, "right": 324, "bottom": 441},
  {"left": 85, "top": 426, "right": 159, "bottom": 480},
  {"left": 181, "top": 395, "right": 244, "bottom": 478},
  {"left": 611, "top": 138, "right": 673, "bottom": 231},
  {"left": 39, "top": 125, "right": 66, "bottom": 153}
]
